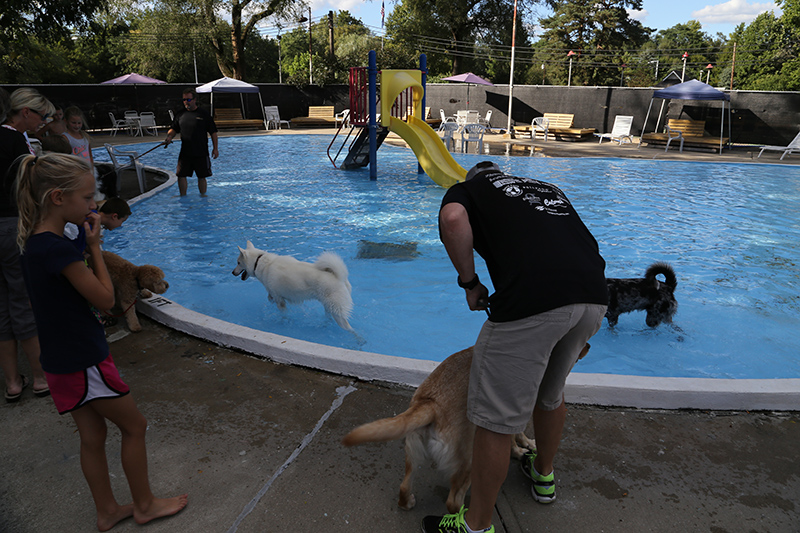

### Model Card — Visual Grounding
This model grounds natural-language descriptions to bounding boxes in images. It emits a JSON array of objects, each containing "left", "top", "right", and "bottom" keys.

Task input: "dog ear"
[
  {"left": 238, "top": 246, "right": 244, "bottom": 253},
  {"left": 246, "top": 240, "right": 255, "bottom": 249}
]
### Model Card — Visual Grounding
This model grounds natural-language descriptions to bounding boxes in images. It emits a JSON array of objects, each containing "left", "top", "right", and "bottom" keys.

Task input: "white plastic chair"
[
  {"left": 439, "top": 122, "right": 460, "bottom": 151},
  {"left": 456, "top": 110, "right": 480, "bottom": 127},
  {"left": 124, "top": 111, "right": 142, "bottom": 136},
  {"left": 138, "top": 112, "right": 158, "bottom": 136},
  {"left": 596, "top": 115, "right": 634, "bottom": 145},
  {"left": 335, "top": 108, "right": 350, "bottom": 128},
  {"left": 758, "top": 130, "right": 800, "bottom": 160},
  {"left": 531, "top": 117, "right": 550, "bottom": 141},
  {"left": 663, "top": 124, "right": 685, "bottom": 153},
  {"left": 108, "top": 112, "right": 130, "bottom": 137},
  {"left": 439, "top": 109, "right": 456, "bottom": 129},
  {"left": 460, "top": 123, "right": 486, "bottom": 153},
  {"left": 478, "top": 110, "right": 493, "bottom": 131},
  {"left": 264, "top": 106, "right": 290, "bottom": 130},
  {"left": 105, "top": 144, "right": 146, "bottom": 195}
]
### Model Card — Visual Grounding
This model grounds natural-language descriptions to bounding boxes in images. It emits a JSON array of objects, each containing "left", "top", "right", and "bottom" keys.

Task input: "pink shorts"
[{"left": 45, "top": 354, "right": 130, "bottom": 415}]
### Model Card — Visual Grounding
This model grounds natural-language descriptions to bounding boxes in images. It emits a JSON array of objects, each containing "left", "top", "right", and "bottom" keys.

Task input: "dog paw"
[
  {"left": 398, "top": 493, "right": 416, "bottom": 510},
  {"left": 139, "top": 289, "right": 153, "bottom": 299}
]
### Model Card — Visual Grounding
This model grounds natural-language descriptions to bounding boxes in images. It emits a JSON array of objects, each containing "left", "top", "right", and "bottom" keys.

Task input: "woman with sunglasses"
[{"left": 1, "top": 87, "right": 55, "bottom": 402}]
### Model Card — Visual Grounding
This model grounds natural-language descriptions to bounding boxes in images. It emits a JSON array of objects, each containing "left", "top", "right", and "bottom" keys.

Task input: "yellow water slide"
[{"left": 380, "top": 70, "right": 466, "bottom": 188}]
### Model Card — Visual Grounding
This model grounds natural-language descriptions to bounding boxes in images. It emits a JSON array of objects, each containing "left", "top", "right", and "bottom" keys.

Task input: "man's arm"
[
  {"left": 163, "top": 128, "right": 177, "bottom": 147},
  {"left": 439, "top": 202, "right": 488, "bottom": 311},
  {"left": 210, "top": 132, "right": 219, "bottom": 159}
]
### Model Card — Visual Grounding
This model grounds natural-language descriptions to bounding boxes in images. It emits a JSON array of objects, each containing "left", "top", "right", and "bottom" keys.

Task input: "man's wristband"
[{"left": 457, "top": 273, "right": 480, "bottom": 290}]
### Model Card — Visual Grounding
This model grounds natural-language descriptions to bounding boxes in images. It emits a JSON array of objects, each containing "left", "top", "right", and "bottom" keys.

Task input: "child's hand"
[{"left": 83, "top": 211, "right": 102, "bottom": 247}]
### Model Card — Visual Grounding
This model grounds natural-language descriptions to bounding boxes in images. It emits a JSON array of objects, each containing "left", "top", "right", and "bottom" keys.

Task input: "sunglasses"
[
  {"left": 182, "top": 98, "right": 194, "bottom": 102},
  {"left": 29, "top": 108, "right": 50, "bottom": 120}
]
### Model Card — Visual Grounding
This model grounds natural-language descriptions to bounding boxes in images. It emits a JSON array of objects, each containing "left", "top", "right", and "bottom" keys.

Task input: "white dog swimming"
[{"left": 232, "top": 241, "right": 354, "bottom": 331}]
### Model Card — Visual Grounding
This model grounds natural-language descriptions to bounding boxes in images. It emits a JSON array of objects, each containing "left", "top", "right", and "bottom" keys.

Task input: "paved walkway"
[{"left": 2, "top": 126, "right": 798, "bottom": 533}]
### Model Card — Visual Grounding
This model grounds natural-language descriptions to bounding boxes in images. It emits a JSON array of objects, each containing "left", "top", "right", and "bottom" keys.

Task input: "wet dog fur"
[
  {"left": 342, "top": 343, "right": 590, "bottom": 513},
  {"left": 231, "top": 240, "right": 353, "bottom": 331},
  {"left": 605, "top": 262, "right": 678, "bottom": 327},
  {"left": 102, "top": 251, "right": 169, "bottom": 332}
]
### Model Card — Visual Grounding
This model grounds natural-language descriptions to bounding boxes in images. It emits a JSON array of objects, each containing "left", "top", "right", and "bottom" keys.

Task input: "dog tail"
[
  {"left": 341, "top": 400, "right": 436, "bottom": 447},
  {"left": 315, "top": 252, "right": 350, "bottom": 282},
  {"left": 646, "top": 262, "right": 677, "bottom": 289}
]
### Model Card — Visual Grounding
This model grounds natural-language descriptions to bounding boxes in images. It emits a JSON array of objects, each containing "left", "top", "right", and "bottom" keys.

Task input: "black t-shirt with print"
[{"left": 441, "top": 169, "right": 608, "bottom": 322}]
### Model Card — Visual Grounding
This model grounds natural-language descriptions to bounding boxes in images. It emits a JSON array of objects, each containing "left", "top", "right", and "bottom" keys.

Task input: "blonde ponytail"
[{"left": 15, "top": 153, "right": 92, "bottom": 252}]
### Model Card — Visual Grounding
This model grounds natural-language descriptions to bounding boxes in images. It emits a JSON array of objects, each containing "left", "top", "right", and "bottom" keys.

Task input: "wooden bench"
[
  {"left": 517, "top": 113, "right": 596, "bottom": 141},
  {"left": 290, "top": 106, "right": 336, "bottom": 127},
  {"left": 641, "top": 118, "right": 728, "bottom": 152},
  {"left": 213, "top": 108, "right": 264, "bottom": 130}
]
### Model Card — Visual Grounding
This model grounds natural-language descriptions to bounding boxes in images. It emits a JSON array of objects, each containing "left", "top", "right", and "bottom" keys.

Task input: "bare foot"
[
  {"left": 134, "top": 495, "right": 188, "bottom": 525},
  {"left": 97, "top": 503, "right": 133, "bottom": 532}
]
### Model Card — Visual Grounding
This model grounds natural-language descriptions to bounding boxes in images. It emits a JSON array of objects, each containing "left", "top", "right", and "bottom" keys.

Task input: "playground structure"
[{"left": 328, "top": 52, "right": 467, "bottom": 188}]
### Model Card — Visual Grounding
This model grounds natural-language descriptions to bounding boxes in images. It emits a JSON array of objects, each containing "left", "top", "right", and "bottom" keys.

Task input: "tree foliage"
[
  {"left": 537, "top": 0, "right": 653, "bottom": 86},
  {"left": 2, "top": 0, "right": 799, "bottom": 90},
  {"left": 387, "top": 0, "right": 536, "bottom": 78}
]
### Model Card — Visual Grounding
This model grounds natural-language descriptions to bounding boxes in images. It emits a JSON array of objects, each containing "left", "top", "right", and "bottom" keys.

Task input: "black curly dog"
[{"left": 605, "top": 262, "right": 678, "bottom": 327}]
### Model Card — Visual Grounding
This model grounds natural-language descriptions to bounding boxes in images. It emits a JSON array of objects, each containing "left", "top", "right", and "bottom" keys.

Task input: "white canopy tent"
[
  {"left": 640, "top": 79, "right": 731, "bottom": 153},
  {"left": 196, "top": 77, "right": 267, "bottom": 129}
]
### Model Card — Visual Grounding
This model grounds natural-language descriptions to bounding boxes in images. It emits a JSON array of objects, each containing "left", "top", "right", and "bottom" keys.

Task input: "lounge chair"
[
  {"left": 758, "top": 131, "right": 800, "bottom": 161},
  {"left": 641, "top": 119, "right": 728, "bottom": 153},
  {"left": 105, "top": 144, "right": 146, "bottom": 195},
  {"left": 461, "top": 123, "right": 486, "bottom": 153},
  {"left": 596, "top": 115, "right": 634, "bottom": 145},
  {"left": 531, "top": 117, "right": 549, "bottom": 141}
]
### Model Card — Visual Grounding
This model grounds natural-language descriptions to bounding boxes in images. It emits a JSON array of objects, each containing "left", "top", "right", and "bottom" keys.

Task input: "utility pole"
[
  {"left": 505, "top": 0, "right": 518, "bottom": 138},
  {"left": 328, "top": 11, "right": 334, "bottom": 59}
]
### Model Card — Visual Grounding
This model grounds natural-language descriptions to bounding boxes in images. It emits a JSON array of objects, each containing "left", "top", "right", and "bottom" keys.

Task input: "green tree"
[
  {"left": 720, "top": 12, "right": 795, "bottom": 90},
  {"left": 646, "top": 21, "right": 722, "bottom": 85},
  {"left": 537, "top": 0, "right": 652, "bottom": 86},
  {"left": 0, "top": 0, "right": 107, "bottom": 82},
  {"left": 386, "top": 0, "right": 538, "bottom": 78}
]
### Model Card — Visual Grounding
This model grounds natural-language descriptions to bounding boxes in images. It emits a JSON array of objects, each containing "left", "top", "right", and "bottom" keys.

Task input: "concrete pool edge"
[{"left": 136, "top": 296, "right": 800, "bottom": 411}]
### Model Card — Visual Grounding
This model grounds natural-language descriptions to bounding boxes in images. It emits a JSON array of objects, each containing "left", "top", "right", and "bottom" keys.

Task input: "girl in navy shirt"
[{"left": 16, "top": 153, "right": 187, "bottom": 531}]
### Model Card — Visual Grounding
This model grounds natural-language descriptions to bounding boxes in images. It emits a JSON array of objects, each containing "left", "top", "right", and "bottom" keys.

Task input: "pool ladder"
[{"left": 327, "top": 124, "right": 389, "bottom": 169}]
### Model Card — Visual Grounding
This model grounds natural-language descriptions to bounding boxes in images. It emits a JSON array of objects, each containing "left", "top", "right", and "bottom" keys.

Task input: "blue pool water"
[{"left": 95, "top": 136, "right": 800, "bottom": 379}]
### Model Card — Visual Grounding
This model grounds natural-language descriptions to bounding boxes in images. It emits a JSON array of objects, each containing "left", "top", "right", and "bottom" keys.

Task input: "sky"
[{"left": 295, "top": 0, "right": 782, "bottom": 38}]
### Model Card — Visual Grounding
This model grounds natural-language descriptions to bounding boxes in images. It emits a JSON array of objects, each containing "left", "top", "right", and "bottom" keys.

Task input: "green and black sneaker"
[{"left": 521, "top": 451, "right": 556, "bottom": 503}]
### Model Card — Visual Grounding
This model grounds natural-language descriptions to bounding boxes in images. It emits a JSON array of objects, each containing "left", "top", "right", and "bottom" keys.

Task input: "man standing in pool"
[
  {"left": 164, "top": 87, "right": 219, "bottom": 196},
  {"left": 425, "top": 161, "right": 608, "bottom": 533}
]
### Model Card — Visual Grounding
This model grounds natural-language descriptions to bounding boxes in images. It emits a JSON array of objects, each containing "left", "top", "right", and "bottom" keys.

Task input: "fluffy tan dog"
[
  {"left": 342, "top": 343, "right": 589, "bottom": 514},
  {"left": 102, "top": 251, "right": 169, "bottom": 332}
]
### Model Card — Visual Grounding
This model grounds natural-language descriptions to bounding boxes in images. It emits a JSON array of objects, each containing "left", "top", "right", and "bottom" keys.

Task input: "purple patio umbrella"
[
  {"left": 101, "top": 73, "right": 166, "bottom": 84},
  {"left": 442, "top": 72, "right": 494, "bottom": 108}
]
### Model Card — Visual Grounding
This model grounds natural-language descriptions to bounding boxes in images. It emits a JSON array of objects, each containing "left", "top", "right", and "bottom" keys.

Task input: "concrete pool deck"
[{"left": 2, "top": 127, "right": 797, "bottom": 532}]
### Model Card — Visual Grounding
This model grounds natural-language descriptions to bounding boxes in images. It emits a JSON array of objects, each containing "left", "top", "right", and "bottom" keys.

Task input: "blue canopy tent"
[{"left": 640, "top": 79, "right": 732, "bottom": 153}]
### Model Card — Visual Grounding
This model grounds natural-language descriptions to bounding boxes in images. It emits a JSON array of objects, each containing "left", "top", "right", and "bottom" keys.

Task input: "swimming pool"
[{"left": 96, "top": 136, "right": 800, "bottom": 380}]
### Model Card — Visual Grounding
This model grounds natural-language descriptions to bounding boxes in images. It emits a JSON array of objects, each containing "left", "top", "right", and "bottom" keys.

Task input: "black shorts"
[{"left": 176, "top": 155, "right": 212, "bottom": 178}]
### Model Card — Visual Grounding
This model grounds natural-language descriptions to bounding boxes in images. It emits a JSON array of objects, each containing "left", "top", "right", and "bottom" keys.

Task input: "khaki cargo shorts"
[{"left": 467, "top": 303, "right": 606, "bottom": 434}]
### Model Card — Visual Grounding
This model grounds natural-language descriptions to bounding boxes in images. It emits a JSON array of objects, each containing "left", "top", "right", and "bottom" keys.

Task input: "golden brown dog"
[
  {"left": 342, "top": 344, "right": 590, "bottom": 514},
  {"left": 102, "top": 251, "right": 169, "bottom": 332}
]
